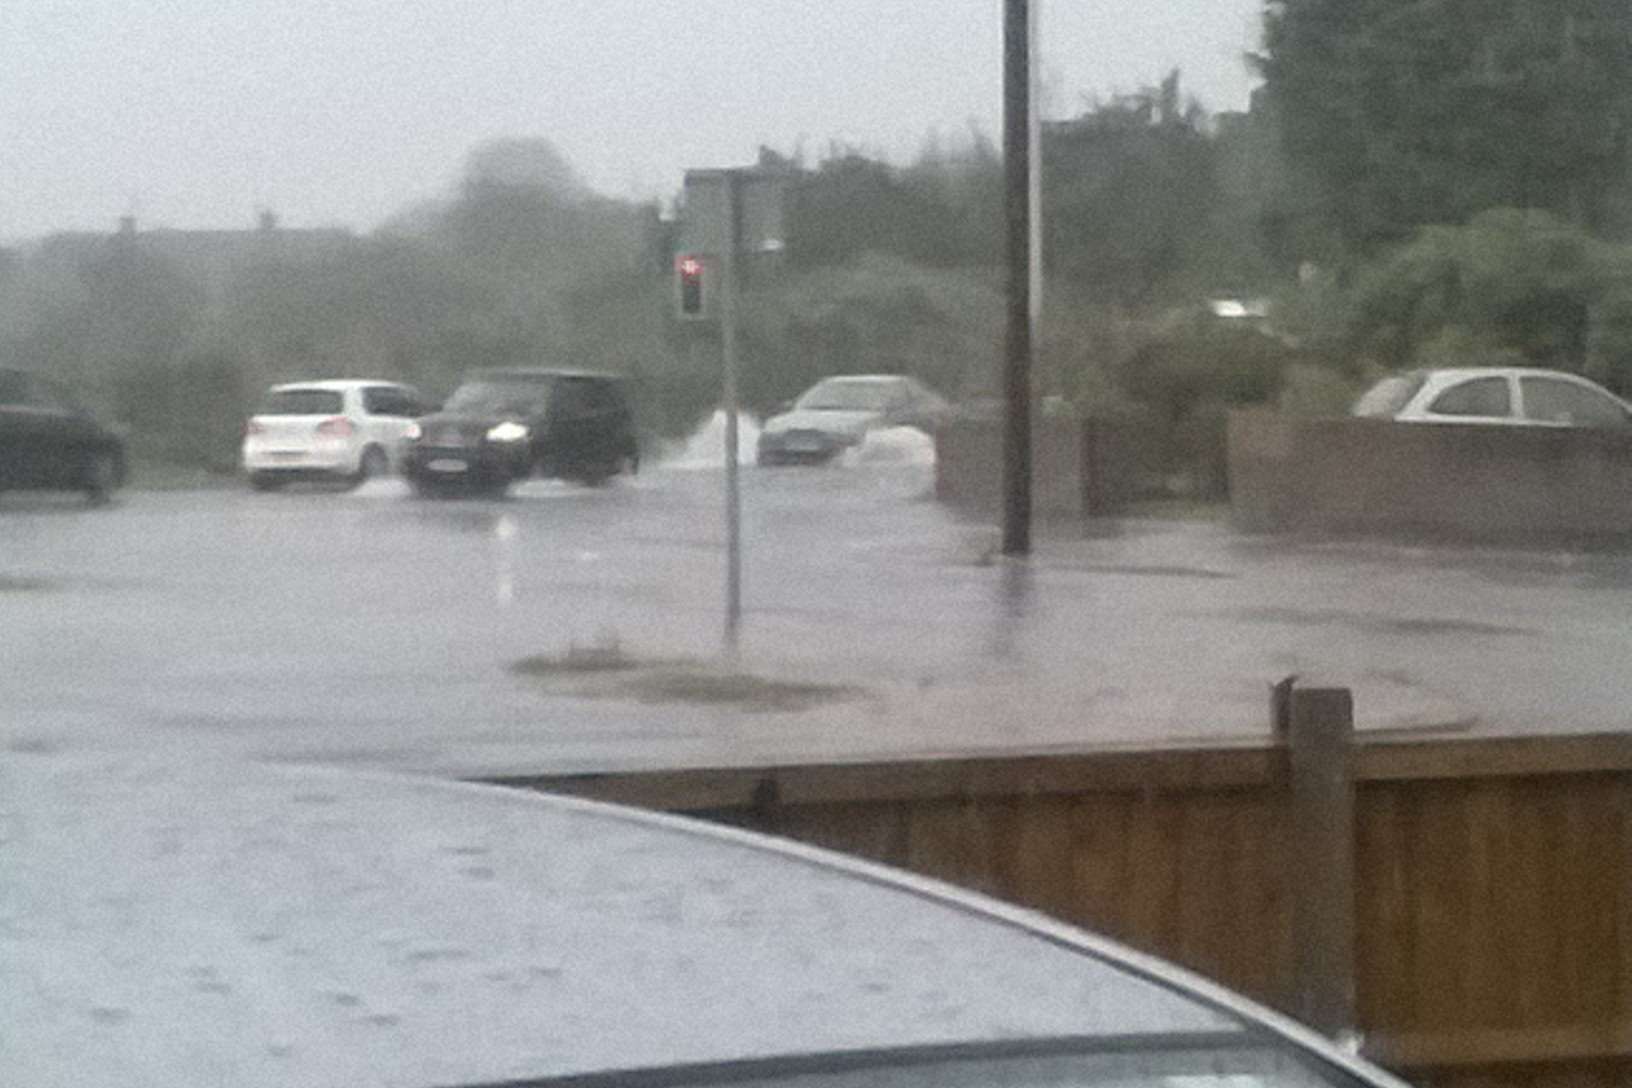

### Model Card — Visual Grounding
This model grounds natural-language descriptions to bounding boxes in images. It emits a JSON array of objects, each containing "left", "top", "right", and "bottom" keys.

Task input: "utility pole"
[
  {"left": 1028, "top": 0, "right": 1043, "bottom": 336},
  {"left": 1002, "top": 0, "right": 1034, "bottom": 556}
]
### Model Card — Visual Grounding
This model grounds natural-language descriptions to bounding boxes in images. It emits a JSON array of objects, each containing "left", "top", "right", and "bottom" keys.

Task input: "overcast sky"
[{"left": 1, "top": 1, "right": 1262, "bottom": 240}]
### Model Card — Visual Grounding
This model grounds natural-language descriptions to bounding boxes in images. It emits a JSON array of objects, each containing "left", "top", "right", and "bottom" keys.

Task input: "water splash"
[
  {"left": 660, "top": 410, "right": 762, "bottom": 470},
  {"left": 838, "top": 426, "right": 936, "bottom": 468}
]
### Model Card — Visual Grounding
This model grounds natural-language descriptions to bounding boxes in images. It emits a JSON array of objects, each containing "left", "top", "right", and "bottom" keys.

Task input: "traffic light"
[{"left": 675, "top": 254, "right": 709, "bottom": 320}]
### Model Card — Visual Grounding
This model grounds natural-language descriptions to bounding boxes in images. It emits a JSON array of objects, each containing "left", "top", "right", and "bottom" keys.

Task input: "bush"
[
  {"left": 734, "top": 253, "right": 1003, "bottom": 412},
  {"left": 1341, "top": 209, "right": 1632, "bottom": 391},
  {"left": 114, "top": 352, "right": 250, "bottom": 472},
  {"left": 1113, "top": 317, "right": 1297, "bottom": 421},
  {"left": 1276, "top": 363, "right": 1360, "bottom": 417}
]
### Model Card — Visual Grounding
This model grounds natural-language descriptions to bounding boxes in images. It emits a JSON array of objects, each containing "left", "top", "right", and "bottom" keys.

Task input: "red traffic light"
[{"left": 676, "top": 254, "right": 707, "bottom": 318}]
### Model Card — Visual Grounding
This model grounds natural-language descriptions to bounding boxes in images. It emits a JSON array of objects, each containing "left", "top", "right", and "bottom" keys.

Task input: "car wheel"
[
  {"left": 249, "top": 472, "right": 284, "bottom": 493},
  {"left": 84, "top": 451, "right": 122, "bottom": 505},
  {"left": 351, "top": 446, "right": 389, "bottom": 488}
]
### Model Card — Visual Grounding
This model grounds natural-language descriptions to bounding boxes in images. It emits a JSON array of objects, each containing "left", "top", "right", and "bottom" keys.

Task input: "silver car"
[
  {"left": 757, "top": 374, "right": 949, "bottom": 466},
  {"left": 6, "top": 752, "right": 1412, "bottom": 1088}
]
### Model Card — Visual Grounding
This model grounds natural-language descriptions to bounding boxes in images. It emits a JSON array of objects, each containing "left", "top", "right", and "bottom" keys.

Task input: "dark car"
[
  {"left": 0, "top": 368, "right": 127, "bottom": 503},
  {"left": 404, "top": 368, "right": 639, "bottom": 495}
]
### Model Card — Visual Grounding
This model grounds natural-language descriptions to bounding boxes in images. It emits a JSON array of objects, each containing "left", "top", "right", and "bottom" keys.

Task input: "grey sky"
[{"left": 2, "top": 1, "right": 1262, "bottom": 240}]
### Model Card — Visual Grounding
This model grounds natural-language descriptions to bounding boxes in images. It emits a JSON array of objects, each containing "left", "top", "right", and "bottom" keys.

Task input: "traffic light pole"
[
  {"left": 720, "top": 171, "right": 743, "bottom": 647},
  {"left": 1002, "top": 0, "right": 1034, "bottom": 556}
]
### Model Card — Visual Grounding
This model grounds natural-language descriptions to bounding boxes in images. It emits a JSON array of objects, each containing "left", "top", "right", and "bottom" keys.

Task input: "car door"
[
  {"left": 544, "top": 378, "right": 596, "bottom": 472},
  {"left": 879, "top": 380, "right": 916, "bottom": 429},
  {"left": 1417, "top": 374, "right": 1518, "bottom": 425},
  {"left": 4, "top": 374, "right": 93, "bottom": 488},
  {"left": 894, "top": 378, "right": 949, "bottom": 432},
  {"left": 36, "top": 377, "right": 109, "bottom": 487},
  {"left": 580, "top": 379, "right": 630, "bottom": 466},
  {"left": 0, "top": 370, "right": 39, "bottom": 488},
  {"left": 1517, "top": 376, "right": 1632, "bottom": 430}
]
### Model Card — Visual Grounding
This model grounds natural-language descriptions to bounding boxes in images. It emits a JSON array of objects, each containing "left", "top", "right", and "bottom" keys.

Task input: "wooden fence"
[{"left": 487, "top": 692, "right": 1632, "bottom": 1088}]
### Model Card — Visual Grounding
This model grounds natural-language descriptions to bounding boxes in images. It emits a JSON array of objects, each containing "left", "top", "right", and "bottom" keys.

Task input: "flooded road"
[{"left": 4, "top": 439, "right": 1631, "bottom": 778}]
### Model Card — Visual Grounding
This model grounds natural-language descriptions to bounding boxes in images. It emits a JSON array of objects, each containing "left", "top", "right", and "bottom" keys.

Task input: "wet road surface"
[{"left": 4, "top": 456, "right": 1631, "bottom": 778}]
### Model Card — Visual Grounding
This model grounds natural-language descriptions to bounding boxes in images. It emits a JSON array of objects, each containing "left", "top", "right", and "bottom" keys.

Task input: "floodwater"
[{"left": 4, "top": 418, "right": 1632, "bottom": 779}]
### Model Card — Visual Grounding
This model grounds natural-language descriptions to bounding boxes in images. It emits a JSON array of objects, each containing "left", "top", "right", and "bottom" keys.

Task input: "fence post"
[{"left": 1287, "top": 686, "right": 1358, "bottom": 1040}]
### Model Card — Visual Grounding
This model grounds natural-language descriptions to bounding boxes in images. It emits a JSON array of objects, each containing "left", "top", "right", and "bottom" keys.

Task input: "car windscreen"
[
  {"left": 445, "top": 380, "right": 553, "bottom": 416},
  {"left": 258, "top": 388, "right": 344, "bottom": 416},
  {"left": 797, "top": 380, "right": 895, "bottom": 412},
  {"left": 1351, "top": 373, "right": 1426, "bottom": 418}
]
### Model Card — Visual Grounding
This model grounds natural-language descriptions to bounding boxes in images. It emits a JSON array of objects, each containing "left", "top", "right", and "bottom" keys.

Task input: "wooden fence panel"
[
  {"left": 1354, "top": 774, "right": 1632, "bottom": 1052},
  {"left": 507, "top": 733, "right": 1632, "bottom": 1084}
]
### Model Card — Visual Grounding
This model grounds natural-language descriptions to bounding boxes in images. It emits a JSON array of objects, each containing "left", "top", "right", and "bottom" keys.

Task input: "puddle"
[
  {"left": 0, "top": 575, "right": 55, "bottom": 593},
  {"left": 510, "top": 647, "right": 861, "bottom": 713},
  {"left": 1061, "top": 563, "right": 1234, "bottom": 581},
  {"left": 1221, "top": 606, "right": 1533, "bottom": 638}
]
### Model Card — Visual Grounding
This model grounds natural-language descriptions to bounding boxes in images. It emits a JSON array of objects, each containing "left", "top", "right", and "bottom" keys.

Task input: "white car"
[
  {"left": 242, "top": 380, "right": 427, "bottom": 491},
  {"left": 1353, "top": 367, "right": 1632, "bottom": 429},
  {"left": 757, "top": 374, "right": 949, "bottom": 465}
]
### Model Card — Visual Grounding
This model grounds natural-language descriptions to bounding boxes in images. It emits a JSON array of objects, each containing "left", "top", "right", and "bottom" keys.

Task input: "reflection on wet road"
[{"left": 4, "top": 456, "right": 1631, "bottom": 778}]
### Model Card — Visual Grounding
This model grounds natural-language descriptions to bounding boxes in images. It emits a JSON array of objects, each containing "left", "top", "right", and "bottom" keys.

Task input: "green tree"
[
  {"left": 223, "top": 238, "right": 493, "bottom": 394},
  {"left": 1043, "top": 72, "right": 1222, "bottom": 306},
  {"left": 785, "top": 150, "right": 965, "bottom": 269},
  {"left": 1338, "top": 208, "right": 1632, "bottom": 389},
  {"left": 734, "top": 253, "right": 1003, "bottom": 411},
  {"left": 11, "top": 241, "right": 204, "bottom": 421},
  {"left": 1257, "top": 0, "right": 1632, "bottom": 250}
]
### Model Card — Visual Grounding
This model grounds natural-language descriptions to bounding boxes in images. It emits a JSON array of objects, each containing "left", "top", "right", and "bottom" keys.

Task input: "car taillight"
[
  {"left": 244, "top": 419, "right": 264, "bottom": 437},
  {"left": 315, "top": 417, "right": 354, "bottom": 437}
]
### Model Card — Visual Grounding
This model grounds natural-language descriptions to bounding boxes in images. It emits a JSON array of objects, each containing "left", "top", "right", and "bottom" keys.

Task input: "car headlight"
[
  {"left": 404, "top": 421, "right": 422, "bottom": 441},
  {"left": 486, "top": 421, "right": 529, "bottom": 443}
]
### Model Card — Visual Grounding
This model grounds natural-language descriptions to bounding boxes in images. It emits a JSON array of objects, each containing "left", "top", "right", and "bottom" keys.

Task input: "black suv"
[
  {"left": 404, "top": 369, "right": 639, "bottom": 495},
  {"left": 0, "top": 368, "right": 127, "bottom": 503}
]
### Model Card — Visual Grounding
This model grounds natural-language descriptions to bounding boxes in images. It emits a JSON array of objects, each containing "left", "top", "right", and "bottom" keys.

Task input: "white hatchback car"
[
  {"left": 1353, "top": 367, "right": 1632, "bottom": 429},
  {"left": 242, "top": 380, "right": 428, "bottom": 491}
]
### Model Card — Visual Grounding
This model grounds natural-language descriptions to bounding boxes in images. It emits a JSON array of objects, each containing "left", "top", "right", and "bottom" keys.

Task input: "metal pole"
[
  {"left": 1028, "top": 0, "right": 1043, "bottom": 334},
  {"left": 1002, "top": 0, "right": 1033, "bottom": 556},
  {"left": 720, "top": 171, "right": 743, "bottom": 647}
]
